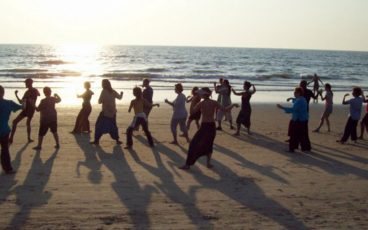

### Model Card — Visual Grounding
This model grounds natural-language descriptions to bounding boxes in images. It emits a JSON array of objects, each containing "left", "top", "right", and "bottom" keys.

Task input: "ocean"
[{"left": 0, "top": 44, "right": 367, "bottom": 105}]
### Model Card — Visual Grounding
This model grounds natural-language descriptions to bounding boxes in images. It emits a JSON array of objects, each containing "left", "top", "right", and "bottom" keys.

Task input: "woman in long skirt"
[
  {"left": 71, "top": 82, "right": 94, "bottom": 134},
  {"left": 90, "top": 79, "right": 123, "bottom": 145},
  {"left": 179, "top": 87, "right": 238, "bottom": 170},
  {"left": 232, "top": 81, "right": 256, "bottom": 135}
]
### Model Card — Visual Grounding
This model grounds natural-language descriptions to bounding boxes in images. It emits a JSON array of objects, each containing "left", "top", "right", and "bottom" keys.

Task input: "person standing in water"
[
  {"left": 33, "top": 87, "right": 61, "bottom": 150},
  {"left": 9, "top": 78, "right": 40, "bottom": 144},
  {"left": 90, "top": 79, "right": 123, "bottom": 145},
  {"left": 186, "top": 87, "right": 201, "bottom": 130},
  {"left": 0, "top": 85, "right": 22, "bottom": 174},
  {"left": 215, "top": 79, "right": 234, "bottom": 130},
  {"left": 71, "top": 81, "right": 94, "bottom": 134},
  {"left": 125, "top": 87, "right": 159, "bottom": 149},
  {"left": 313, "top": 83, "right": 333, "bottom": 132},
  {"left": 232, "top": 81, "right": 256, "bottom": 135},
  {"left": 179, "top": 87, "right": 238, "bottom": 170},
  {"left": 165, "top": 83, "right": 190, "bottom": 144},
  {"left": 337, "top": 87, "right": 364, "bottom": 144}
]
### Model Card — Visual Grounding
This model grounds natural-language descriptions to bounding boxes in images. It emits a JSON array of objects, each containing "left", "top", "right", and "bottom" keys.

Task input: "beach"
[{"left": 1, "top": 103, "right": 367, "bottom": 229}]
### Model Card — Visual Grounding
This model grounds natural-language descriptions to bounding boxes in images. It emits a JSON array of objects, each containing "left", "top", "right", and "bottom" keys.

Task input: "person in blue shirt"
[
  {"left": 0, "top": 85, "right": 22, "bottom": 174},
  {"left": 277, "top": 87, "right": 311, "bottom": 152}
]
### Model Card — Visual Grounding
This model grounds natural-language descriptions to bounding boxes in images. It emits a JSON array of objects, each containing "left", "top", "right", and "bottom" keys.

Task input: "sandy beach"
[{"left": 1, "top": 103, "right": 367, "bottom": 229}]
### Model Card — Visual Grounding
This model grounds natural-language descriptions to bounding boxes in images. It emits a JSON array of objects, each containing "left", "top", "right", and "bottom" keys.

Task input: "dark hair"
[
  {"left": 244, "top": 81, "right": 251, "bottom": 89},
  {"left": 294, "top": 87, "right": 304, "bottom": 96},
  {"left": 43, "top": 87, "right": 51, "bottom": 96},
  {"left": 0, "top": 85, "right": 4, "bottom": 97},
  {"left": 353, "top": 87, "right": 362, "bottom": 97},
  {"left": 223, "top": 80, "right": 231, "bottom": 96},
  {"left": 325, "top": 83, "right": 331, "bottom": 90},
  {"left": 102, "top": 79, "right": 113, "bottom": 93},
  {"left": 200, "top": 87, "right": 212, "bottom": 98},
  {"left": 133, "top": 87, "right": 142, "bottom": 98},
  {"left": 191, "top": 87, "right": 199, "bottom": 95},
  {"left": 175, "top": 83, "right": 183, "bottom": 93},
  {"left": 299, "top": 80, "right": 307, "bottom": 88}
]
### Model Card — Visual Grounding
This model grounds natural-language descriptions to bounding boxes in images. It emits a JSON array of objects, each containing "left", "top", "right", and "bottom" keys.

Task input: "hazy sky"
[{"left": 0, "top": 0, "right": 367, "bottom": 51}]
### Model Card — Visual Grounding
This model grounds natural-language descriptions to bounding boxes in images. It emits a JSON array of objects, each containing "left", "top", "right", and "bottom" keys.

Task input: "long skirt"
[
  {"left": 289, "top": 120, "right": 311, "bottom": 151},
  {"left": 186, "top": 122, "right": 216, "bottom": 166},
  {"left": 72, "top": 104, "right": 92, "bottom": 133},
  {"left": 236, "top": 106, "right": 251, "bottom": 128},
  {"left": 94, "top": 112, "right": 119, "bottom": 142}
]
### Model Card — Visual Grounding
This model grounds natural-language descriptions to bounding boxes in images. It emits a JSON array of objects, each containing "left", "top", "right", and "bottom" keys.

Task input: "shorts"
[
  {"left": 19, "top": 108, "right": 36, "bottom": 119},
  {"left": 39, "top": 121, "right": 57, "bottom": 136},
  {"left": 362, "top": 113, "right": 368, "bottom": 126},
  {"left": 216, "top": 110, "right": 232, "bottom": 122}
]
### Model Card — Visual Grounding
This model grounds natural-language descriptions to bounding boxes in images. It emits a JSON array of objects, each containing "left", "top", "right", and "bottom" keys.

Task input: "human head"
[
  {"left": 219, "top": 78, "right": 224, "bottom": 84},
  {"left": 197, "top": 87, "right": 212, "bottom": 99},
  {"left": 324, "top": 83, "right": 331, "bottom": 91},
  {"left": 142, "top": 78, "right": 150, "bottom": 87},
  {"left": 0, "top": 85, "right": 4, "bottom": 99},
  {"left": 223, "top": 79, "right": 230, "bottom": 86},
  {"left": 84, "top": 81, "right": 91, "bottom": 90},
  {"left": 294, "top": 87, "right": 304, "bottom": 98},
  {"left": 102, "top": 79, "right": 113, "bottom": 92},
  {"left": 352, "top": 87, "right": 362, "bottom": 97},
  {"left": 299, "top": 80, "right": 307, "bottom": 89},
  {"left": 133, "top": 87, "right": 143, "bottom": 98},
  {"left": 175, "top": 83, "right": 183, "bottom": 94},
  {"left": 43, "top": 87, "right": 52, "bottom": 97},
  {"left": 191, "top": 87, "right": 199, "bottom": 95},
  {"left": 25, "top": 78, "right": 33, "bottom": 88},
  {"left": 243, "top": 81, "right": 251, "bottom": 90}
]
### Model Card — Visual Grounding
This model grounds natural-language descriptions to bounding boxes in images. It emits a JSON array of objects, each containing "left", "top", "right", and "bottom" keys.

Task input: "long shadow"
[
  {"left": 133, "top": 135, "right": 214, "bottom": 229},
  {"left": 94, "top": 145, "right": 156, "bottom": 229},
  {"left": 313, "top": 143, "right": 368, "bottom": 165},
  {"left": 0, "top": 143, "right": 29, "bottom": 206},
  {"left": 73, "top": 134, "right": 102, "bottom": 184},
  {"left": 7, "top": 149, "right": 58, "bottom": 229},
  {"left": 236, "top": 132, "right": 368, "bottom": 179},
  {"left": 135, "top": 136, "right": 307, "bottom": 229}
]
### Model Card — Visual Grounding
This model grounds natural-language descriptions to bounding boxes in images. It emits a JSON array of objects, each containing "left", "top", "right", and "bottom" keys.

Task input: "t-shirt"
[
  {"left": 38, "top": 97, "right": 59, "bottom": 123},
  {"left": 218, "top": 86, "right": 232, "bottom": 106},
  {"left": 0, "top": 99, "right": 22, "bottom": 136},
  {"left": 143, "top": 86, "right": 153, "bottom": 103},
  {"left": 172, "top": 93, "right": 188, "bottom": 119},
  {"left": 99, "top": 90, "right": 120, "bottom": 118},
  {"left": 283, "top": 97, "right": 309, "bottom": 121},
  {"left": 22, "top": 87, "right": 40, "bottom": 111},
  {"left": 347, "top": 97, "right": 363, "bottom": 120}
]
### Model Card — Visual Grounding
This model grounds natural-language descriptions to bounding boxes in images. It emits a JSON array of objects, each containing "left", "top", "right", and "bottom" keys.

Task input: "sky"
[{"left": 0, "top": 0, "right": 367, "bottom": 51}]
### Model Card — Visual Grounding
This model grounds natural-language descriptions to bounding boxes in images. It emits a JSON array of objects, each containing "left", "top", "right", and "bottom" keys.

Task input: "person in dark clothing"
[
  {"left": 9, "top": 78, "right": 40, "bottom": 144},
  {"left": 71, "top": 82, "right": 94, "bottom": 134},
  {"left": 0, "top": 85, "right": 22, "bottom": 174}
]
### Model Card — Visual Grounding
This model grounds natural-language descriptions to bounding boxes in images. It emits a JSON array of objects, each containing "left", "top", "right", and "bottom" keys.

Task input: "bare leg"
[
  {"left": 9, "top": 115, "right": 24, "bottom": 144},
  {"left": 229, "top": 120, "right": 234, "bottom": 129},
  {"left": 206, "top": 153, "right": 213, "bottom": 168},
  {"left": 53, "top": 132, "right": 60, "bottom": 148},
  {"left": 326, "top": 117, "right": 331, "bottom": 132},
  {"left": 26, "top": 118, "right": 33, "bottom": 142},
  {"left": 216, "top": 121, "right": 222, "bottom": 130},
  {"left": 234, "top": 123, "right": 240, "bottom": 135},
  {"left": 314, "top": 118, "right": 324, "bottom": 132},
  {"left": 33, "top": 136, "right": 43, "bottom": 150}
]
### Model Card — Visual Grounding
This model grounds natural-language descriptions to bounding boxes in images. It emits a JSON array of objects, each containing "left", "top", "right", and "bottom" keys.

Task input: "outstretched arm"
[
  {"left": 342, "top": 93, "right": 349, "bottom": 105},
  {"left": 117, "top": 91, "right": 123, "bottom": 100},
  {"left": 231, "top": 88, "right": 243, "bottom": 96},
  {"left": 54, "top": 93, "right": 62, "bottom": 103},
  {"left": 128, "top": 101, "right": 133, "bottom": 113},
  {"left": 164, "top": 99, "right": 174, "bottom": 106}
]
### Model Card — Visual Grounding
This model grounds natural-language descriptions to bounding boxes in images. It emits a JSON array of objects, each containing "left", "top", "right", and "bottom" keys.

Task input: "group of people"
[{"left": 1, "top": 75, "right": 368, "bottom": 174}]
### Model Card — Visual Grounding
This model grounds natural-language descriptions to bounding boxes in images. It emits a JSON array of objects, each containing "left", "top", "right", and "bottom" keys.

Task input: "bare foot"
[
  {"left": 179, "top": 165, "right": 190, "bottom": 170},
  {"left": 170, "top": 141, "right": 179, "bottom": 145},
  {"left": 55, "top": 144, "right": 60, "bottom": 149},
  {"left": 124, "top": 146, "right": 132, "bottom": 150},
  {"left": 33, "top": 146, "right": 41, "bottom": 150},
  {"left": 207, "top": 164, "right": 214, "bottom": 169},
  {"left": 28, "top": 139, "right": 34, "bottom": 143}
]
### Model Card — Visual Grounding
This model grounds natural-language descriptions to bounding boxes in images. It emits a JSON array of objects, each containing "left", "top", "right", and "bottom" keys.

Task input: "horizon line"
[{"left": 0, "top": 42, "right": 367, "bottom": 53}]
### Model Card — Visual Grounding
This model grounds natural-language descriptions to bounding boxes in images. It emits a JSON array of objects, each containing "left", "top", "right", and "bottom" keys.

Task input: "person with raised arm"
[
  {"left": 165, "top": 83, "right": 190, "bottom": 144},
  {"left": 90, "top": 79, "right": 123, "bottom": 145},
  {"left": 308, "top": 74, "right": 324, "bottom": 103},
  {"left": 33, "top": 87, "right": 61, "bottom": 150},
  {"left": 313, "top": 83, "right": 333, "bottom": 132},
  {"left": 125, "top": 87, "right": 159, "bottom": 149},
  {"left": 232, "top": 81, "right": 256, "bottom": 135},
  {"left": 179, "top": 87, "right": 238, "bottom": 170},
  {"left": 9, "top": 78, "right": 40, "bottom": 144},
  {"left": 337, "top": 87, "right": 364, "bottom": 144},
  {"left": 0, "top": 85, "right": 22, "bottom": 174},
  {"left": 71, "top": 81, "right": 94, "bottom": 134},
  {"left": 215, "top": 79, "right": 234, "bottom": 130},
  {"left": 277, "top": 87, "right": 311, "bottom": 153},
  {"left": 358, "top": 95, "right": 368, "bottom": 139}
]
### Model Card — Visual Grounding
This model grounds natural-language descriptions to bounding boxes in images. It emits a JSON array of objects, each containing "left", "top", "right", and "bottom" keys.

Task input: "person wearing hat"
[
  {"left": 179, "top": 87, "right": 238, "bottom": 170},
  {"left": 0, "top": 85, "right": 23, "bottom": 174},
  {"left": 9, "top": 78, "right": 40, "bottom": 144}
]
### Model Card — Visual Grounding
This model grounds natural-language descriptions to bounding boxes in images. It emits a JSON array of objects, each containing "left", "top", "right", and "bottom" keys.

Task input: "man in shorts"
[{"left": 9, "top": 78, "right": 40, "bottom": 144}]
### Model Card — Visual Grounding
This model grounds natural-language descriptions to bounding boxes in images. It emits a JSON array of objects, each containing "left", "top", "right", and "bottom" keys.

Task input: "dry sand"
[{"left": 0, "top": 103, "right": 367, "bottom": 229}]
